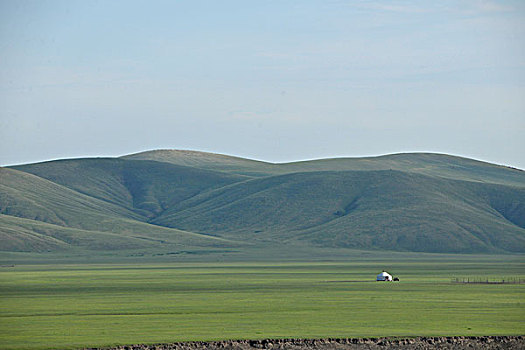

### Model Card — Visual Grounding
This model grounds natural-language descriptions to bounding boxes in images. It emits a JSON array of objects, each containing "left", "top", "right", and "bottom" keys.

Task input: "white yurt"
[{"left": 377, "top": 271, "right": 393, "bottom": 281}]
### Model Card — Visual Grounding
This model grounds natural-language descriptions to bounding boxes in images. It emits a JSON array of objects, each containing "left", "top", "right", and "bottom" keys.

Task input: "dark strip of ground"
[{"left": 85, "top": 336, "right": 524, "bottom": 350}]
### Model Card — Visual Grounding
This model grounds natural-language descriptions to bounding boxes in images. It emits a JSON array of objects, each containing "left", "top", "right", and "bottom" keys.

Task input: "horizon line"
[{"left": 2, "top": 148, "right": 524, "bottom": 171}]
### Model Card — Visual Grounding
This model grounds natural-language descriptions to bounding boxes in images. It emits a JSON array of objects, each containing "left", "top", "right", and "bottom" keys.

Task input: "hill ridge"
[
  {"left": 123, "top": 149, "right": 524, "bottom": 171},
  {"left": 2, "top": 151, "right": 524, "bottom": 255},
  {"left": 120, "top": 149, "right": 525, "bottom": 187}
]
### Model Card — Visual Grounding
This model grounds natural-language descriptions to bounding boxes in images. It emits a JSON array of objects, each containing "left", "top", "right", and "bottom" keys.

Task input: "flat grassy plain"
[{"left": 1, "top": 256, "right": 524, "bottom": 350}]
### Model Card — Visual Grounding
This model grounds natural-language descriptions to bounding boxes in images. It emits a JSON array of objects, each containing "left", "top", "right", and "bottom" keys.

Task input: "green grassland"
[
  {"left": 1, "top": 255, "right": 524, "bottom": 350},
  {"left": 1, "top": 151, "right": 524, "bottom": 349}
]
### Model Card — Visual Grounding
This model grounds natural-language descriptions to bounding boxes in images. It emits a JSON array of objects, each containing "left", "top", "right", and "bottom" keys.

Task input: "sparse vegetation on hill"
[{"left": 1, "top": 150, "right": 524, "bottom": 255}]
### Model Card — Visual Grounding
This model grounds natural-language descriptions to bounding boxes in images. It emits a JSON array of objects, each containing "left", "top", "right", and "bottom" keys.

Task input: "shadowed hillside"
[
  {"left": 1, "top": 150, "right": 524, "bottom": 255},
  {"left": 12, "top": 158, "right": 247, "bottom": 219}
]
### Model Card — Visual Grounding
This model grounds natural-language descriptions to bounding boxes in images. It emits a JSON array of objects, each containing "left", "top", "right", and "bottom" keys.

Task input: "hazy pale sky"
[{"left": 1, "top": 0, "right": 524, "bottom": 168}]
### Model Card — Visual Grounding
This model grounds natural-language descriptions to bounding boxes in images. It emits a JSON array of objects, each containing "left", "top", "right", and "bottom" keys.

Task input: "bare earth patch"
[{"left": 84, "top": 336, "right": 524, "bottom": 350}]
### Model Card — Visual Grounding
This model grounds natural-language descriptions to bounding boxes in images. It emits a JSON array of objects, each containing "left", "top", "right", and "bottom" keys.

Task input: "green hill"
[
  {"left": 123, "top": 150, "right": 525, "bottom": 186},
  {"left": 0, "top": 167, "right": 241, "bottom": 252},
  {"left": 282, "top": 153, "right": 525, "bottom": 187},
  {"left": 154, "top": 170, "right": 525, "bottom": 253},
  {"left": 1, "top": 150, "right": 524, "bottom": 256},
  {"left": 122, "top": 149, "right": 277, "bottom": 177},
  {"left": 12, "top": 158, "right": 247, "bottom": 219}
]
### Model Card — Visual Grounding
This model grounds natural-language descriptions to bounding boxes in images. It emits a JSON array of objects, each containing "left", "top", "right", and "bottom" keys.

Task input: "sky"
[{"left": 1, "top": 0, "right": 524, "bottom": 168}]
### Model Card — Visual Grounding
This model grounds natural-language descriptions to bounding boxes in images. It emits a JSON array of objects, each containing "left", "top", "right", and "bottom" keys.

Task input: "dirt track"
[{"left": 86, "top": 336, "right": 524, "bottom": 350}]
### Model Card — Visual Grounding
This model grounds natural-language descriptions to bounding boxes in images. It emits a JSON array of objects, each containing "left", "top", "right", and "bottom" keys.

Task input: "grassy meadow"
[{"left": 1, "top": 255, "right": 524, "bottom": 350}]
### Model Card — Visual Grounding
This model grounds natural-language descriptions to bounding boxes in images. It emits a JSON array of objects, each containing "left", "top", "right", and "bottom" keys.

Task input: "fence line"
[{"left": 451, "top": 277, "right": 525, "bottom": 284}]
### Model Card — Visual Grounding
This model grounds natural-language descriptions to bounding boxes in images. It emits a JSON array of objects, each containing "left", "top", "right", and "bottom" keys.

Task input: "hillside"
[
  {"left": 154, "top": 170, "right": 525, "bottom": 253},
  {"left": 12, "top": 158, "right": 247, "bottom": 219},
  {"left": 0, "top": 167, "right": 242, "bottom": 252},
  {"left": 123, "top": 150, "right": 278, "bottom": 177},
  {"left": 1, "top": 150, "right": 524, "bottom": 256},
  {"left": 123, "top": 150, "right": 525, "bottom": 186}
]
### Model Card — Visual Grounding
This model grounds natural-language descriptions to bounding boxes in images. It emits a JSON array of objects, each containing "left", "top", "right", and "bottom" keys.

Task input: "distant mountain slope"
[
  {"left": 122, "top": 150, "right": 277, "bottom": 177},
  {"left": 0, "top": 214, "right": 153, "bottom": 252},
  {"left": 0, "top": 168, "right": 141, "bottom": 227},
  {"left": 0, "top": 213, "right": 237, "bottom": 253},
  {"left": 0, "top": 167, "right": 241, "bottom": 252},
  {"left": 122, "top": 150, "right": 525, "bottom": 187},
  {"left": 12, "top": 158, "right": 247, "bottom": 219},
  {"left": 2, "top": 150, "right": 524, "bottom": 255},
  {"left": 281, "top": 153, "right": 525, "bottom": 187},
  {"left": 153, "top": 170, "right": 525, "bottom": 253}
]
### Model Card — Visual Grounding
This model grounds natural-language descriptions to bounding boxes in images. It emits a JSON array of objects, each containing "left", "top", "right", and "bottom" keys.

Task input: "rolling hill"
[
  {"left": 154, "top": 170, "right": 525, "bottom": 253},
  {"left": 1, "top": 150, "right": 524, "bottom": 256},
  {"left": 123, "top": 150, "right": 525, "bottom": 186},
  {"left": 0, "top": 166, "right": 242, "bottom": 252}
]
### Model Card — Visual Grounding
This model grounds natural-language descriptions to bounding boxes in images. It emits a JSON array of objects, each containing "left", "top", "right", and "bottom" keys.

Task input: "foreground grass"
[{"left": 0, "top": 257, "right": 524, "bottom": 350}]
